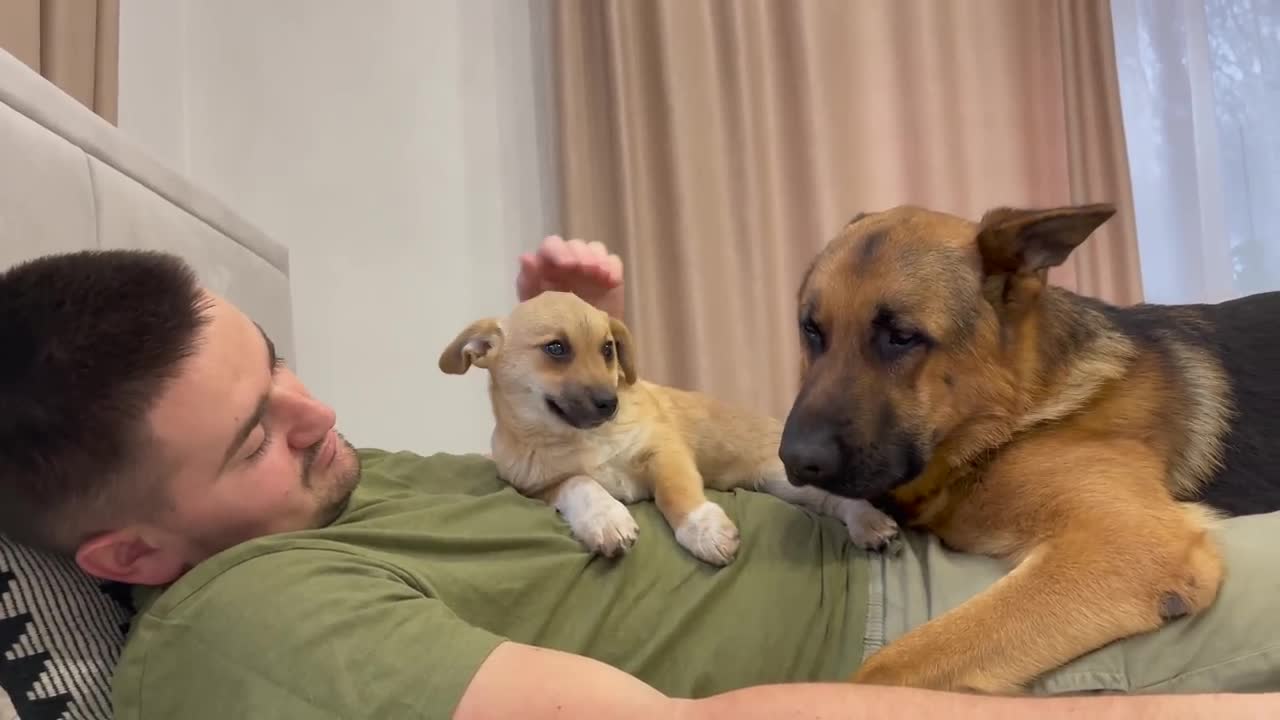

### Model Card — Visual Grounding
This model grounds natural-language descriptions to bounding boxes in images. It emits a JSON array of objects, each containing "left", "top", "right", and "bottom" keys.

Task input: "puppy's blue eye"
[
  {"left": 602, "top": 341, "right": 614, "bottom": 360},
  {"left": 544, "top": 341, "right": 568, "bottom": 357}
]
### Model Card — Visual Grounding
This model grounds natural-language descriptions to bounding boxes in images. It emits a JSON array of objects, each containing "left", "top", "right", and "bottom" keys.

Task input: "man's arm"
[
  {"left": 456, "top": 641, "right": 1278, "bottom": 720},
  {"left": 454, "top": 642, "right": 668, "bottom": 719}
]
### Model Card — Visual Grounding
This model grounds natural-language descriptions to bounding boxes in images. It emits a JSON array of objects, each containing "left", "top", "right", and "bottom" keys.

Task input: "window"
[{"left": 1112, "top": 0, "right": 1280, "bottom": 303}]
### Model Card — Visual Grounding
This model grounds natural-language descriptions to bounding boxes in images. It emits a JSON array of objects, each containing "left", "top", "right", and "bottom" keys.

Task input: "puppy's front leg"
[
  {"left": 647, "top": 445, "right": 741, "bottom": 566},
  {"left": 541, "top": 475, "right": 639, "bottom": 558},
  {"left": 755, "top": 461, "right": 900, "bottom": 551}
]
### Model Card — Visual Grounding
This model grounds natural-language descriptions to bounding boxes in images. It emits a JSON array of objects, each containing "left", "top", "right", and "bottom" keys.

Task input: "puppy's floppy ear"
[
  {"left": 976, "top": 203, "right": 1115, "bottom": 276},
  {"left": 608, "top": 316, "right": 638, "bottom": 385},
  {"left": 438, "top": 318, "right": 504, "bottom": 374}
]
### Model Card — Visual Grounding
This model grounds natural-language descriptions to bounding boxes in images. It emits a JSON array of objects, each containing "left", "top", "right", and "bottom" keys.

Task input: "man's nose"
[{"left": 278, "top": 387, "right": 337, "bottom": 449}]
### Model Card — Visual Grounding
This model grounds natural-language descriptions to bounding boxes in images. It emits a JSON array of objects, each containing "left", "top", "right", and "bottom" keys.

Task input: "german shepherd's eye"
[
  {"left": 543, "top": 340, "right": 570, "bottom": 358},
  {"left": 601, "top": 340, "right": 615, "bottom": 361},
  {"left": 874, "top": 323, "right": 925, "bottom": 361},
  {"left": 800, "top": 316, "right": 825, "bottom": 354},
  {"left": 887, "top": 327, "right": 920, "bottom": 347}
]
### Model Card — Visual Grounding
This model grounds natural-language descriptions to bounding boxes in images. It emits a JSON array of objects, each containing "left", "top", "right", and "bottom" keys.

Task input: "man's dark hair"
[{"left": 0, "top": 249, "right": 212, "bottom": 553}]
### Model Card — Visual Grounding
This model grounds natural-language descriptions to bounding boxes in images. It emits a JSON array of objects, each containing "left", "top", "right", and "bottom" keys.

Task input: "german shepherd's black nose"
[{"left": 779, "top": 433, "right": 843, "bottom": 488}]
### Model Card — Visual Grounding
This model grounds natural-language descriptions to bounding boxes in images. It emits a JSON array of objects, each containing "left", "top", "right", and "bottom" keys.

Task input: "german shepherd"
[{"left": 778, "top": 203, "right": 1280, "bottom": 693}]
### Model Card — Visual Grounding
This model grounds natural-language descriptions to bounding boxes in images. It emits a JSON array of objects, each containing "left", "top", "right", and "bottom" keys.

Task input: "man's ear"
[
  {"left": 75, "top": 528, "right": 187, "bottom": 586},
  {"left": 438, "top": 318, "right": 504, "bottom": 374},
  {"left": 608, "top": 317, "right": 638, "bottom": 386},
  {"left": 976, "top": 203, "right": 1115, "bottom": 277}
]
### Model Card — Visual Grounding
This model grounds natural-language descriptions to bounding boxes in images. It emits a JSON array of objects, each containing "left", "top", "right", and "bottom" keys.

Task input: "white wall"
[{"left": 118, "top": 0, "right": 560, "bottom": 455}]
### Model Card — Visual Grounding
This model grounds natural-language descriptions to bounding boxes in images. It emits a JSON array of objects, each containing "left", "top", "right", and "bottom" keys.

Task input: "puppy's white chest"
[
  {"left": 493, "top": 425, "right": 651, "bottom": 504},
  {"left": 579, "top": 426, "right": 652, "bottom": 504},
  {"left": 590, "top": 458, "right": 651, "bottom": 504}
]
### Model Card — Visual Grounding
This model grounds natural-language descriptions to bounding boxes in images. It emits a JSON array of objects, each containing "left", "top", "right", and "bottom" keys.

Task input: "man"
[{"left": 0, "top": 239, "right": 1277, "bottom": 720}]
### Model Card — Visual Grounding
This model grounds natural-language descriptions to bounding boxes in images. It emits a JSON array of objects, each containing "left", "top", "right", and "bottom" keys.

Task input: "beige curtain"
[
  {"left": 0, "top": 0, "right": 119, "bottom": 123},
  {"left": 1055, "top": 0, "right": 1144, "bottom": 303},
  {"left": 555, "top": 0, "right": 1144, "bottom": 421}
]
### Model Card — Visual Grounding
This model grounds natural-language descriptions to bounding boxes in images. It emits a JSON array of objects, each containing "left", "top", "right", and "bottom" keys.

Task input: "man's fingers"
[
  {"left": 604, "top": 254, "right": 623, "bottom": 286},
  {"left": 539, "top": 239, "right": 585, "bottom": 287},
  {"left": 581, "top": 242, "right": 612, "bottom": 282},
  {"left": 527, "top": 235, "right": 622, "bottom": 297},
  {"left": 516, "top": 253, "right": 542, "bottom": 301},
  {"left": 564, "top": 238, "right": 591, "bottom": 268},
  {"left": 540, "top": 236, "right": 574, "bottom": 268}
]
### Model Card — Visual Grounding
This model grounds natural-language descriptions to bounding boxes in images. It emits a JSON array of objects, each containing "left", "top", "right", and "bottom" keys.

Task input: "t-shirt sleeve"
[{"left": 111, "top": 548, "right": 507, "bottom": 720}]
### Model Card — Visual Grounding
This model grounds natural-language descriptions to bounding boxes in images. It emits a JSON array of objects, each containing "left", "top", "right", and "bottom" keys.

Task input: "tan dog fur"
[
  {"left": 440, "top": 290, "right": 899, "bottom": 565},
  {"left": 780, "top": 203, "right": 1258, "bottom": 693}
]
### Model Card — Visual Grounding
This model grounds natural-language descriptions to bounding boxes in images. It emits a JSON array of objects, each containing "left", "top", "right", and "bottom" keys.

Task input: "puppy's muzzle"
[{"left": 546, "top": 386, "right": 618, "bottom": 429}]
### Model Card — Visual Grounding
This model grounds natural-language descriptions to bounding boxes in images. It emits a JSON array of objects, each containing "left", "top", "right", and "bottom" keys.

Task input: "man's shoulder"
[
  {"left": 355, "top": 447, "right": 508, "bottom": 496},
  {"left": 131, "top": 540, "right": 397, "bottom": 622},
  {"left": 127, "top": 449, "right": 521, "bottom": 618},
  {"left": 113, "top": 536, "right": 506, "bottom": 720}
]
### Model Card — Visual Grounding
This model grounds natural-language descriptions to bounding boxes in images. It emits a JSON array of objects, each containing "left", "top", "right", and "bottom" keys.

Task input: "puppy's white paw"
[
  {"left": 555, "top": 476, "right": 640, "bottom": 558},
  {"left": 841, "top": 499, "right": 900, "bottom": 553},
  {"left": 675, "top": 502, "right": 741, "bottom": 566},
  {"left": 572, "top": 497, "right": 640, "bottom": 558}
]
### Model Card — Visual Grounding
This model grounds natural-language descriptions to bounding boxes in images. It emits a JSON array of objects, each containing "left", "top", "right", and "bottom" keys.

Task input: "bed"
[{"left": 0, "top": 46, "right": 295, "bottom": 720}]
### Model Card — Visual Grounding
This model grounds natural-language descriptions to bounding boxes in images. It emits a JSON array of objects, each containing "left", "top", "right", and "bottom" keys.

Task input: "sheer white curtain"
[{"left": 1111, "top": 0, "right": 1280, "bottom": 304}]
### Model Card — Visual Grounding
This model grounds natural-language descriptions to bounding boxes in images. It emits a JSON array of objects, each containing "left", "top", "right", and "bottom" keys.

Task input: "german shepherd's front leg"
[{"left": 853, "top": 442, "right": 1225, "bottom": 693}]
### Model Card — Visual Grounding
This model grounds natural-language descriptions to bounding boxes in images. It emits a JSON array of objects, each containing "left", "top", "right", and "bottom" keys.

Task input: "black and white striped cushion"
[{"left": 0, "top": 538, "right": 132, "bottom": 720}]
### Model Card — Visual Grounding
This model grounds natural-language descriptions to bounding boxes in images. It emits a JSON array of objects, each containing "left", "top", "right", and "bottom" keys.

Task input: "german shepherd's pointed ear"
[
  {"left": 608, "top": 316, "right": 638, "bottom": 386},
  {"left": 438, "top": 318, "right": 504, "bottom": 374},
  {"left": 976, "top": 203, "right": 1116, "bottom": 276}
]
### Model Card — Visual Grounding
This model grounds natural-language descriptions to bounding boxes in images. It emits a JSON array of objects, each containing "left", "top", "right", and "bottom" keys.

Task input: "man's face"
[{"left": 77, "top": 291, "right": 361, "bottom": 585}]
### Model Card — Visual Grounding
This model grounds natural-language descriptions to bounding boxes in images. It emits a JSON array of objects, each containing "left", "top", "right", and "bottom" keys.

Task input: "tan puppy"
[{"left": 439, "top": 290, "right": 899, "bottom": 565}]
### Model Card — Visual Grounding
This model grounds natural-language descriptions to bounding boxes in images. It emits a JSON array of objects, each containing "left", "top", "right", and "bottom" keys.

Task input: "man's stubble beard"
[
  {"left": 301, "top": 431, "right": 362, "bottom": 528},
  {"left": 180, "top": 433, "right": 362, "bottom": 569}
]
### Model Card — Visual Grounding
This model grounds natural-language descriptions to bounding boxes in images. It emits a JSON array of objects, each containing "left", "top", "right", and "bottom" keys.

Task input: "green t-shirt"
[{"left": 111, "top": 449, "right": 870, "bottom": 720}]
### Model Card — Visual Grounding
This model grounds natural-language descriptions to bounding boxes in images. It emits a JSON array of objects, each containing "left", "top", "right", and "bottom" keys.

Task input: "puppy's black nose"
[
  {"left": 779, "top": 437, "right": 842, "bottom": 487},
  {"left": 591, "top": 391, "right": 618, "bottom": 417}
]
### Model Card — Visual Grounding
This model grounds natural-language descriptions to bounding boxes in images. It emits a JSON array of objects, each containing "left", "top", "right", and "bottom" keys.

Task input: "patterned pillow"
[{"left": 0, "top": 538, "right": 133, "bottom": 720}]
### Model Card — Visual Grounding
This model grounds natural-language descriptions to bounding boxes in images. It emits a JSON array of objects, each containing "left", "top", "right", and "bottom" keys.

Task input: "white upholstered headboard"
[
  {"left": 0, "top": 47, "right": 295, "bottom": 361},
  {"left": 0, "top": 47, "right": 293, "bottom": 720}
]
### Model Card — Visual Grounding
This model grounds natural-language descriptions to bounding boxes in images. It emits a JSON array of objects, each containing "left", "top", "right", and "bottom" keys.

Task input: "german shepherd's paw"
[
  {"left": 841, "top": 499, "right": 901, "bottom": 553},
  {"left": 675, "top": 501, "right": 741, "bottom": 566},
  {"left": 570, "top": 495, "right": 639, "bottom": 558}
]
